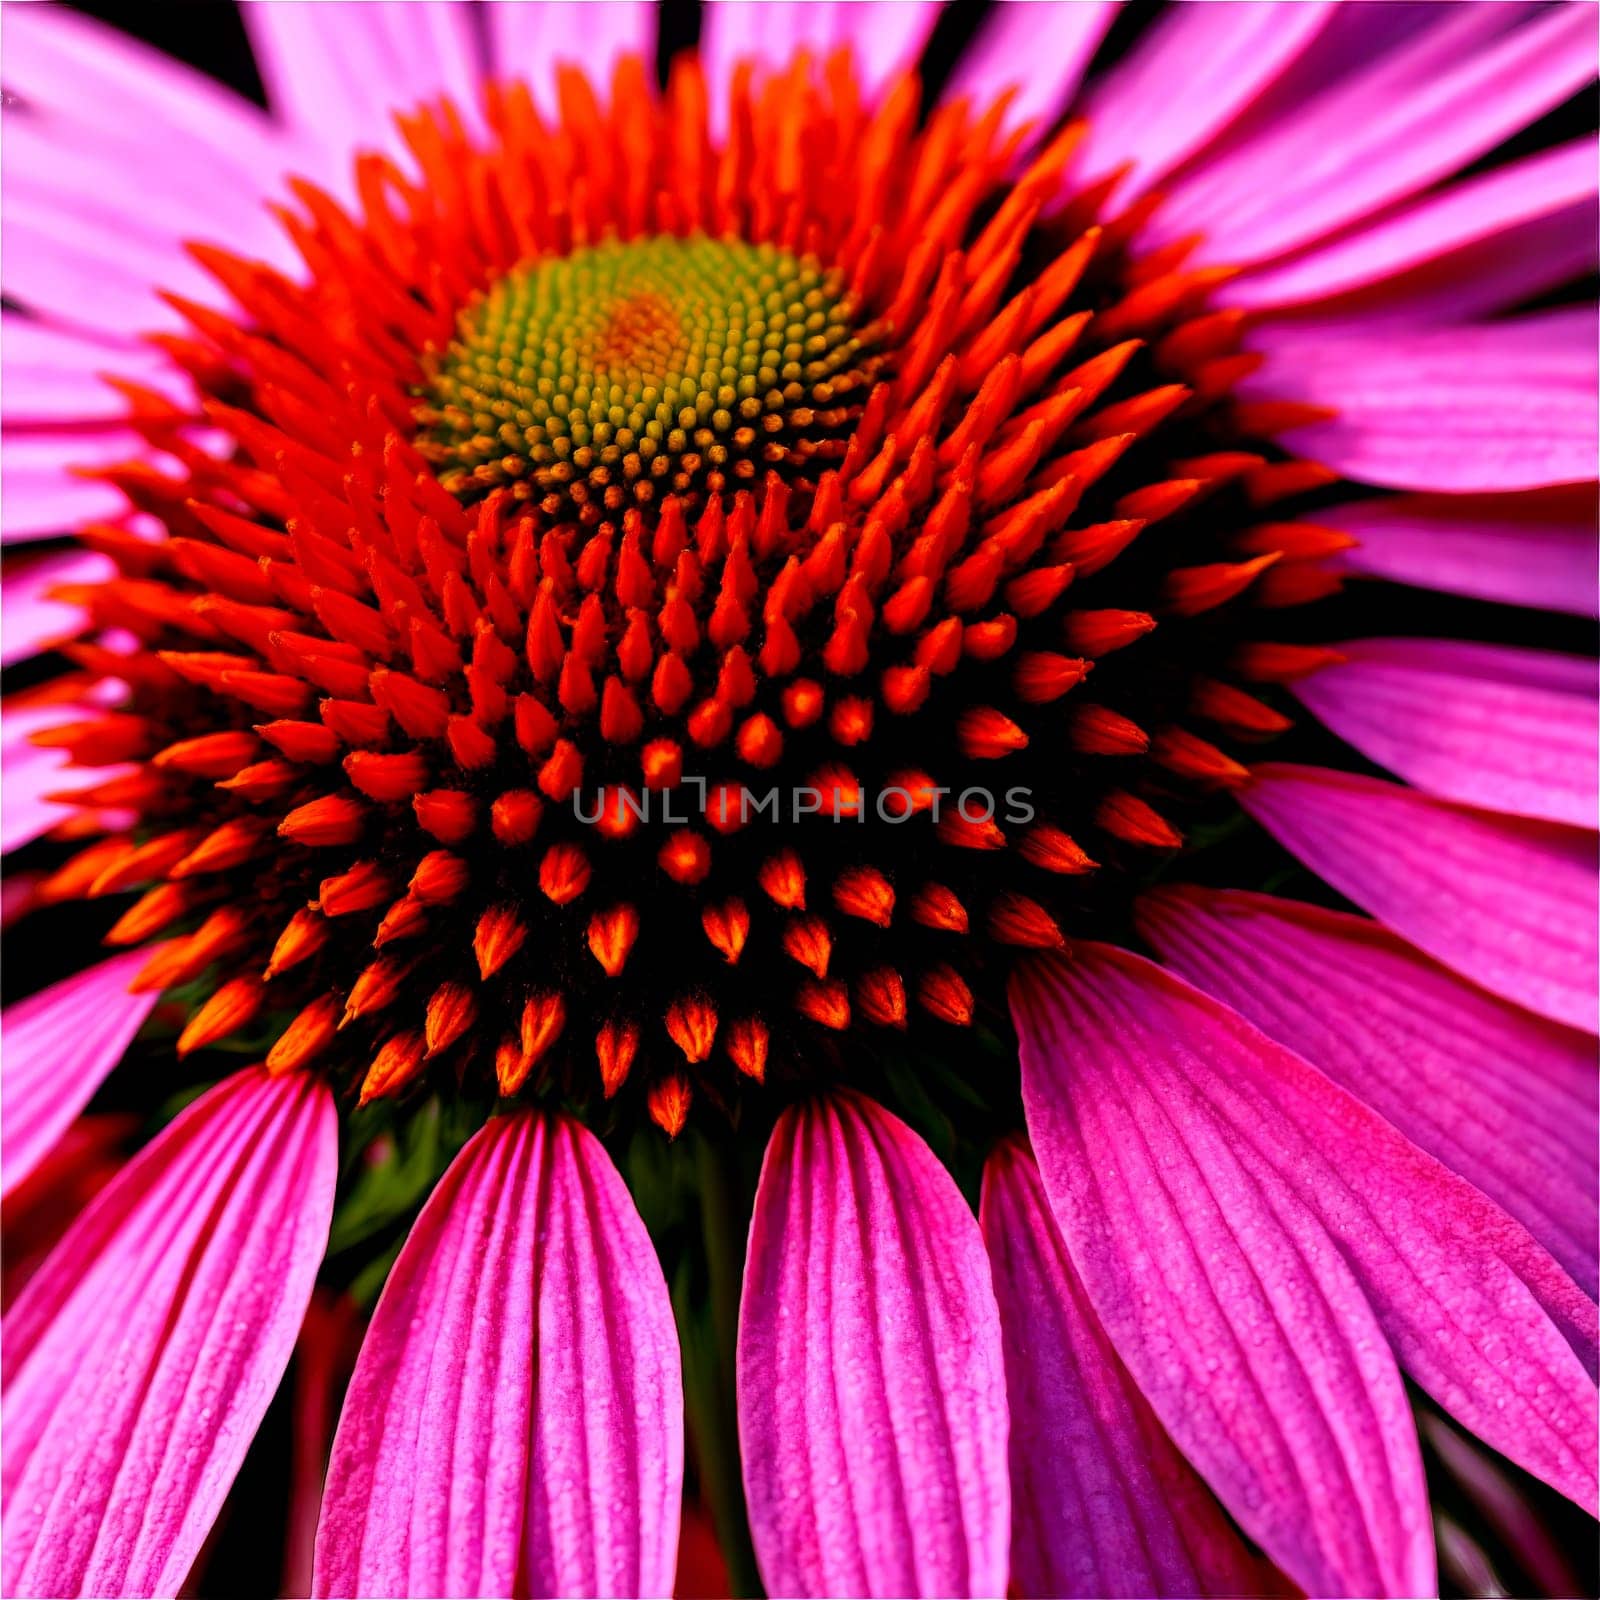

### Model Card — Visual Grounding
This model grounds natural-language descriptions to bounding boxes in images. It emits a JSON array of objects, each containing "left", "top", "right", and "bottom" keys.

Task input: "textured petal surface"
[
  {"left": 1, "top": 547, "right": 110, "bottom": 667},
  {"left": 2, "top": 1069, "right": 336, "bottom": 1598},
  {"left": 1159, "top": 5, "right": 1596, "bottom": 265},
  {"left": 244, "top": 0, "right": 485, "bottom": 176},
  {"left": 1246, "top": 311, "right": 1598, "bottom": 493},
  {"left": 1019, "top": 948, "right": 1600, "bottom": 1550},
  {"left": 981, "top": 1138, "right": 1274, "bottom": 1599},
  {"left": 738, "top": 1091, "right": 1008, "bottom": 1598},
  {"left": 313, "top": 1112, "right": 682, "bottom": 1599},
  {"left": 1, "top": 948, "right": 158, "bottom": 1197},
  {"left": 1138, "top": 886, "right": 1599, "bottom": 1297},
  {"left": 1328, "top": 489, "right": 1599, "bottom": 617},
  {"left": 1227, "top": 139, "right": 1596, "bottom": 313},
  {"left": 488, "top": 1, "right": 656, "bottom": 118},
  {"left": 944, "top": 2, "right": 1118, "bottom": 142},
  {"left": 1079, "top": 2, "right": 1337, "bottom": 194},
  {"left": 1243, "top": 763, "right": 1598, "bottom": 1032},
  {"left": 1292, "top": 638, "right": 1597, "bottom": 827}
]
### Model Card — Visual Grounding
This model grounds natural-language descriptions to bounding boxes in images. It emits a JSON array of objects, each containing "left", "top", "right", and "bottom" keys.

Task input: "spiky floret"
[{"left": 33, "top": 51, "right": 1338, "bottom": 1135}]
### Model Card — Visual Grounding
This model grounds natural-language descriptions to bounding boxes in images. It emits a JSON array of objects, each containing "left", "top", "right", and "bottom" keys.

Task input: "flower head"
[{"left": 2, "top": 4, "right": 1596, "bottom": 1598}]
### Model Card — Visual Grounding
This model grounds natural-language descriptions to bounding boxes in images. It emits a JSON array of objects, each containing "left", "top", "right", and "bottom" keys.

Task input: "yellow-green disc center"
[{"left": 414, "top": 234, "right": 881, "bottom": 518}]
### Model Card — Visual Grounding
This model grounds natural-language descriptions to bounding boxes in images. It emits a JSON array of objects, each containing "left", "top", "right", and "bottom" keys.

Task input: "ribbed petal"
[
  {"left": 487, "top": 1, "right": 656, "bottom": 117},
  {"left": 313, "top": 1111, "right": 682, "bottom": 1599},
  {"left": 700, "top": 1, "right": 937, "bottom": 134},
  {"left": 1078, "top": 2, "right": 1337, "bottom": 195},
  {"left": 1138, "top": 886, "right": 1599, "bottom": 1297},
  {"left": 944, "top": 2, "right": 1118, "bottom": 143},
  {"left": 1, "top": 316, "right": 186, "bottom": 425},
  {"left": 1159, "top": 5, "right": 1596, "bottom": 265},
  {"left": 1, "top": 548, "right": 110, "bottom": 667},
  {"left": 1, "top": 948, "right": 158, "bottom": 1198},
  {"left": 737, "top": 1091, "right": 1008, "bottom": 1598},
  {"left": 1019, "top": 948, "right": 1600, "bottom": 1564},
  {"left": 1291, "top": 638, "right": 1596, "bottom": 827},
  {"left": 1, "top": 690, "right": 132, "bottom": 853},
  {"left": 1246, "top": 310, "right": 1598, "bottom": 493},
  {"left": 981, "top": 1137, "right": 1273, "bottom": 1599},
  {"left": 1242, "top": 762, "right": 1598, "bottom": 1032},
  {"left": 1329, "top": 489, "right": 1599, "bottom": 617},
  {"left": 244, "top": 1, "right": 486, "bottom": 176},
  {"left": 1226, "top": 139, "right": 1596, "bottom": 315},
  {"left": 2, "top": 1068, "right": 336, "bottom": 1598},
  {"left": 2, "top": 429, "right": 143, "bottom": 543}
]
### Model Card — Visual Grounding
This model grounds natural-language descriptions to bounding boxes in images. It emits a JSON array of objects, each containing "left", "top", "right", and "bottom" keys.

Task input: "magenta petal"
[
  {"left": 1328, "top": 490, "right": 1599, "bottom": 618},
  {"left": 1018, "top": 948, "right": 1599, "bottom": 1528},
  {"left": 738, "top": 1091, "right": 1008, "bottom": 1598},
  {"left": 313, "top": 1111, "right": 682, "bottom": 1599},
  {"left": 1292, "top": 638, "right": 1597, "bottom": 828},
  {"left": 1, "top": 429, "right": 144, "bottom": 543},
  {"left": 1245, "top": 311, "right": 1598, "bottom": 493},
  {"left": 1, "top": 948, "right": 159, "bottom": 1197},
  {"left": 981, "top": 1137, "right": 1274, "bottom": 1599},
  {"left": 1225, "top": 139, "right": 1595, "bottom": 314},
  {"left": 487, "top": 1, "right": 656, "bottom": 118},
  {"left": 1138, "top": 886, "right": 1598, "bottom": 1298},
  {"left": 1078, "top": 2, "right": 1337, "bottom": 195},
  {"left": 2, "top": 1068, "right": 335, "bottom": 1597},
  {"left": 1242, "top": 763, "right": 1598, "bottom": 1032},
  {"left": 944, "top": 3, "right": 1119, "bottom": 143},
  {"left": 1162, "top": 5, "right": 1596, "bottom": 265},
  {"left": 1, "top": 547, "right": 111, "bottom": 667}
]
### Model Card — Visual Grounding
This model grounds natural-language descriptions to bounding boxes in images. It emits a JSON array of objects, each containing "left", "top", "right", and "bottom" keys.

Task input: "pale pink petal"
[
  {"left": 1246, "top": 311, "right": 1598, "bottom": 493},
  {"left": 244, "top": 1, "right": 486, "bottom": 178},
  {"left": 1, "top": 948, "right": 159, "bottom": 1198},
  {"left": 1138, "top": 886, "right": 1599, "bottom": 1297},
  {"left": 313, "top": 1111, "right": 682, "bottom": 1599},
  {"left": 1291, "top": 637, "right": 1596, "bottom": 827},
  {"left": 700, "top": 1, "right": 937, "bottom": 134},
  {"left": 1018, "top": 948, "right": 1599, "bottom": 1548},
  {"left": 1159, "top": 6, "right": 1596, "bottom": 265},
  {"left": 1328, "top": 490, "right": 1599, "bottom": 617},
  {"left": 2, "top": 428, "right": 143, "bottom": 542},
  {"left": 1, "top": 315, "right": 185, "bottom": 425},
  {"left": 487, "top": 1, "right": 656, "bottom": 116},
  {"left": 2, "top": 690, "right": 131, "bottom": 852},
  {"left": 737, "top": 1091, "right": 1008, "bottom": 1598},
  {"left": 981, "top": 1137, "right": 1275, "bottom": 1598},
  {"left": 944, "top": 3, "right": 1119, "bottom": 143},
  {"left": 1242, "top": 762, "right": 1598, "bottom": 1032},
  {"left": 1, "top": 547, "right": 110, "bottom": 666},
  {"left": 2, "top": 1068, "right": 336, "bottom": 1598},
  {"left": 1078, "top": 3, "right": 1338, "bottom": 195},
  {"left": 1228, "top": 139, "right": 1596, "bottom": 315}
]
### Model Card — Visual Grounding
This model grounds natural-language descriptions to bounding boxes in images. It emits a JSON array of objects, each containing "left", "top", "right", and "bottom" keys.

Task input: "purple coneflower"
[{"left": 1, "top": 3, "right": 1596, "bottom": 1597}]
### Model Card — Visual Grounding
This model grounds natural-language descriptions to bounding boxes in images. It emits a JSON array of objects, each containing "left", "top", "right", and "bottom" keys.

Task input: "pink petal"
[
  {"left": 738, "top": 1091, "right": 1008, "bottom": 1598},
  {"left": 1, "top": 547, "right": 110, "bottom": 666},
  {"left": 1, "top": 429, "right": 143, "bottom": 543},
  {"left": 1, "top": 948, "right": 159, "bottom": 1198},
  {"left": 244, "top": 1, "right": 486, "bottom": 179},
  {"left": 1328, "top": 489, "right": 1599, "bottom": 617},
  {"left": 1225, "top": 139, "right": 1596, "bottom": 314},
  {"left": 1291, "top": 637, "right": 1597, "bottom": 827},
  {"left": 1019, "top": 947, "right": 1600, "bottom": 1555},
  {"left": 2, "top": 1068, "right": 336, "bottom": 1597},
  {"left": 313, "top": 1111, "right": 682, "bottom": 1599},
  {"left": 1242, "top": 762, "right": 1598, "bottom": 1032},
  {"left": 700, "top": 2, "right": 937, "bottom": 135},
  {"left": 1078, "top": 3, "right": 1338, "bottom": 195},
  {"left": 944, "top": 3, "right": 1119, "bottom": 143},
  {"left": 2, "top": 690, "right": 132, "bottom": 852},
  {"left": 1137, "top": 886, "right": 1599, "bottom": 1297},
  {"left": 1, "top": 315, "right": 184, "bottom": 425},
  {"left": 1245, "top": 311, "right": 1598, "bottom": 493},
  {"left": 1160, "top": 6, "right": 1596, "bottom": 265},
  {"left": 487, "top": 1, "right": 656, "bottom": 118},
  {"left": 981, "top": 1137, "right": 1276, "bottom": 1598}
]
